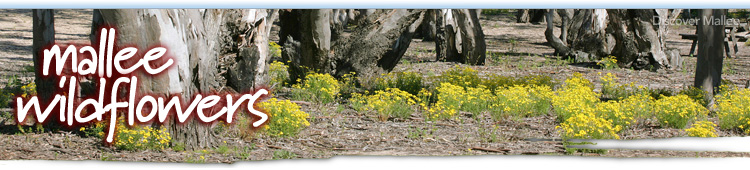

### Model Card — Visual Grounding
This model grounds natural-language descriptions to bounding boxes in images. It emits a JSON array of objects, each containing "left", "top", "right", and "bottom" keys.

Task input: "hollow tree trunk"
[
  {"left": 97, "top": 9, "right": 272, "bottom": 150},
  {"left": 694, "top": 9, "right": 726, "bottom": 107},
  {"left": 280, "top": 9, "right": 426, "bottom": 80},
  {"left": 436, "top": 9, "right": 486, "bottom": 65},
  {"left": 32, "top": 9, "right": 56, "bottom": 103}
]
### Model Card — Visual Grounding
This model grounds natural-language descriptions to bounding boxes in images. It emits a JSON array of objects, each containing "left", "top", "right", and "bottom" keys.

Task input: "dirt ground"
[{"left": 1, "top": 9, "right": 750, "bottom": 163}]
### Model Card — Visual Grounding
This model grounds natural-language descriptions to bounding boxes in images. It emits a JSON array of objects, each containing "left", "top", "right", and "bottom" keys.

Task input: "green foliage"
[
  {"left": 268, "top": 61, "right": 290, "bottom": 88},
  {"left": 269, "top": 41, "right": 282, "bottom": 59},
  {"left": 272, "top": 149, "right": 298, "bottom": 160},
  {"left": 291, "top": 72, "right": 340, "bottom": 104},
  {"left": 647, "top": 88, "right": 675, "bottom": 100},
  {"left": 437, "top": 66, "right": 482, "bottom": 89},
  {"left": 677, "top": 86, "right": 708, "bottom": 107},
  {"left": 599, "top": 72, "right": 645, "bottom": 100},
  {"left": 258, "top": 98, "right": 310, "bottom": 137},
  {"left": 1, "top": 76, "right": 35, "bottom": 108},
  {"left": 482, "top": 74, "right": 555, "bottom": 94},
  {"left": 597, "top": 56, "right": 618, "bottom": 70},
  {"left": 373, "top": 71, "right": 423, "bottom": 95},
  {"left": 79, "top": 122, "right": 105, "bottom": 138},
  {"left": 172, "top": 143, "right": 186, "bottom": 152}
]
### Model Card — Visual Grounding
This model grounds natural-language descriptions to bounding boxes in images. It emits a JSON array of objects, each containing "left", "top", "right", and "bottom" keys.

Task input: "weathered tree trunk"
[
  {"left": 418, "top": 9, "right": 437, "bottom": 41},
  {"left": 97, "top": 9, "right": 271, "bottom": 150},
  {"left": 435, "top": 9, "right": 486, "bottom": 65},
  {"left": 32, "top": 9, "right": 56, "bottom": 103},
  {"left": 694, "top": 9, "right": 726, "bottom": 107},
  {"left": 545, "top": 9, "right": 681, "bottom": 70},
  {"left": 279, "top": 9, "right": 333, "bottom": 81},
  {"left": 226, "top": 9, "right": 278, "bottom": 92},
  {"left": 280, "top": 9, "right": 426, "bottom": 79}
]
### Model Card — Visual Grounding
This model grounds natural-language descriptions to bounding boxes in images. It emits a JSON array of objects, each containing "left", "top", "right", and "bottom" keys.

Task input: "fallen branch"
[
  {"left": 471, "top": 147, "right": 510, "bottom": 153},
  {"left": 290, "top": 101, "right": 312, "bottom": 105}
]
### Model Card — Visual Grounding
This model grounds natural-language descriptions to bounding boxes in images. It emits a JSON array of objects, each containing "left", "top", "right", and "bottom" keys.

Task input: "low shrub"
[
  {"left": 594, "top": 101, "right": 630, "bottom": 132},
  {"left": 599, "top": 72, "right": 642, "bottom": 100},
  {"left": 269, "top": 41, "right": 282, "bottom": 59},
  {"left": 425, "top": 83, "right": 464, "bottom": 121},
  {"left": 557, "top": 112, "right": 621, "bottom": 140},
  {"left": 552, "top": 73, "right": 600, "bottom": 122},
  {"left": 490, "top": 85, "right": 553, "bottom": 120},
  {"left": 437, "top": 66, "right": 482, "bottom": 89},
  {"left": 652, "top": 94, "right": 708, "bottom": 128},
  {"left": 114, "top": 121, "right": 172, "bottom": 151},
  {"left": 373, "top": 71, "right": 423, "bottom": 95},
  {"left": 291, "top": 72, "right": 340, "bottom": 104},
  {"left": 619, "top": 91, "right": 654, "bottom": 121},
  {"left": 597, "top": 56, "right": 618, "bottom": 70},
  {"left": 258, "top": 98, "right": 310, "bottom": 137},
  {"left": 685, "top": 121, "right": 718, "bottom": 138},
  {"left": 350, "top": 88, "right": 418, "bottom": 121},
  {"left": 715, "top": 85, "right": 750, "bottom": 133},
  {"left": 482, "top": 74, "right": 555, "bottom": 94},
  {"left": 268, "top": 61, "right": 290, "bottom": 88},
  {"left": 462, "top": 86, "right": 494, "bottom": 115},
  {"left": 677, "top": 86, "right": 708, "bottom": 107},
  {"left": 79, "top": 122, "right": 106, "bottom": 138}
]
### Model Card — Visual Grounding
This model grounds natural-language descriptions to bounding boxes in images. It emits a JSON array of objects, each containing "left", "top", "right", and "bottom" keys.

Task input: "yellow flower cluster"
[
  {"left": 557, "top": 111, "right": 621, "bottom": 140},
  {"left": 258, "top": 98, "right": 310, "bottom": 137},
  {"left": 490, "top": 85, "right": 553, "bottom": 119},
  {"left": 114, "top": 120, "right": 172, "bottom": 151},
  {"left": 20, "top": 82, "right": 37, "bottom": 98},
  {"left": 552, "top": 73, "right": 600, "bottom": 122},
  {"left": 715, "top": 85, "right": 750, "bottom": 134},
  {"left": 79, "top": 122, "right": 106, "bottom": 137},
  {"left": 553, "top": 73, "right": 642, "bottom": 140},
  {"left": 426, "top": 83, "right": 464, "bottom": 121},
  {"left": 269, "top": 41, "right": 282, "bottom": 58},
  {"left": 652, "top": 94, "right": 708, "bottom": 128},
  {"left": 599, "top": 72, "right": 640, "bottom": 100},
  {"left": 685, "top": 121, "right": 718, "bottom": 138},
  {"left": 597, "top": 55, "right": 618, "bottom": 69},
  {"left": 438, "top": 66, "right": 482, "bottom": 89},
  {"left": 268, "top": 61, "right": 290, "bottom": 88},
  {"left": 291, "top": 72, "right": 340, "bottom": 103},
  {"left": 350, "top": 88, "right": 418, "bottom": 121}
]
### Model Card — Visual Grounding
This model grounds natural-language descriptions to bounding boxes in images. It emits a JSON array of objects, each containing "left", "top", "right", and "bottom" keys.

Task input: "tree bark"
[
  {"left": 32, "top": 9, "right": 56, "bottom": 103},
  {"left": 435, "top": 9, "right": 486, "bottom": 65},
  {"left": 97, "top": 9, "right": 270, "bottom": 150},
  {"left": 226, "top": 9, "right": 278, "bottom": 92},
  {"left": 279, "top": 9, "right": 333, "bottom": 81},
  {"left": 694, "top": 9, "right": 726, "bottom": 107},
  {"left": 517, "top": 9, "right": 546, "bottom": 23},
  {"left": 418, "top": 9, "right": 437, "bottom": 41}
]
